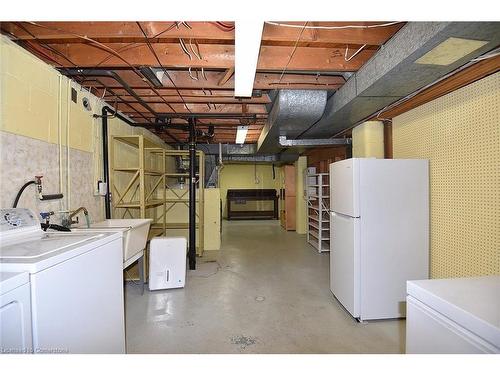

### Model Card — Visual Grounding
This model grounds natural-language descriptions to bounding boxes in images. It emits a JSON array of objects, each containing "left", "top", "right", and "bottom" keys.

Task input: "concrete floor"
[{"left": 125, "top": 220, "right": 405, "bottom": 353}]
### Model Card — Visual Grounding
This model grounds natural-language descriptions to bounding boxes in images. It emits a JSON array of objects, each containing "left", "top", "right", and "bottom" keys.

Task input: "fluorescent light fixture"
[
  {"left": 415, "top": 37, "right": 488, "bottom": 66},
  {"left": 235, "top": 125, "right": 249, "bottom": 144},
  {"left": 234, "top": 20, "right": 264, "bottom": 97}
]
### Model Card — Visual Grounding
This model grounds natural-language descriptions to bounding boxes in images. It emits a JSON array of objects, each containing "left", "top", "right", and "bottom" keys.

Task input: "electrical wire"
[
  {"left": 188, "top": 66, "right": 199, "bottom": 81},
  {"left": 190, "top": 38, "right": 202, "bottom": 60},
  {"left": 470, "top": 48, "right": 500, "bottom": 61},
  {"left": 179, "top": 38, "right": 193, "bottom": 60},
  {"left": 344, "top": 44, "right": 367, "bottom": 61},
  {"left": 265, "top": 21, "right": 403, "bottom": 30},
  {"left": 136, "top": 22, "right": 193, "bottom": 115},
  {"left": 278, "top": 22, "right": 308, "bottom": 84},
  {"left": 212, "top": 22, "right": 235, "bottom": 31}
]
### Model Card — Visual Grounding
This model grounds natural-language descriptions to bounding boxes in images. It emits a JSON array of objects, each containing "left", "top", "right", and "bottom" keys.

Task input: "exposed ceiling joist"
[{"left": 1, "top": 21, "right": 403, "bottom": 46}]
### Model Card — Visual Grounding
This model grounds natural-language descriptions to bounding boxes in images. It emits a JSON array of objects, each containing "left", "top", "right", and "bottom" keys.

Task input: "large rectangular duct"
[
  {"left": 257, "top": 90, "right": 328, "bottom": 154},
  {"left": 300, "top": 22, "right": 500, "bottom": 138}
]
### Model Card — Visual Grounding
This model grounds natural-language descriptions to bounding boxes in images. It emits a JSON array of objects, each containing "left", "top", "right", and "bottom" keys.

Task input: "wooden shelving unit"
[
  {"left": 306, "top": 173, "right": 330, "bottom": 253},
  {"left": 110, "top": 136, "right": 205, "bottom": 256}
]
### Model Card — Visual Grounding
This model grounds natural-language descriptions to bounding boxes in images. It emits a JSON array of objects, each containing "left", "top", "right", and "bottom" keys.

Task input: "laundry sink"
[{"left": 73, "top": 219, "right": 152, "bottom": 268}]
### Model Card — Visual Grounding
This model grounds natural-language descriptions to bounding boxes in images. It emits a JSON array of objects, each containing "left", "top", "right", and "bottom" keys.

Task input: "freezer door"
[
  {"left": 330, "top": 212, "right": 360, "bottom": 318},
  {"left": 329, "top": 159, "right": 360, "bottom": 217}
]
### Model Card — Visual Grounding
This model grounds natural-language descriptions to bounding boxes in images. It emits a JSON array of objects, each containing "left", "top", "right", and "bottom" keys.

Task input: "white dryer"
[
  {"left": 0, "top": 271, "right": 32, "bottom": 353},
  {"left": 0, "top": 208, "right": 125, "bottom": 354}
]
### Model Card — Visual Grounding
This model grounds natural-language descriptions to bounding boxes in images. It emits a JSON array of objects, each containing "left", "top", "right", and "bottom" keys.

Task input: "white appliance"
[
  {"left": 329, "top": 158, "right": 429, "bottom": 320},
  {"left": 0, "top": 208, "right": 125, "bottom": 353},
  {"left": 406, "top": 276, "right": 500, "bottom": 354},
  {"left": 0, "top": 272, "right": 32, "bottom": 353},
  {"left": 149, "top": 237, "right": 186, "bottom": 291}
]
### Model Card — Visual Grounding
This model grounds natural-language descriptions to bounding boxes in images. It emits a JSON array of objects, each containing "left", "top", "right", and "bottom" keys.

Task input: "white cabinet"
[
  {"left": 0, "top": 272, "right": 32, "bottom": 354},
  {"left": 406, "top": 276, "right": 500, "bottom": 354}
]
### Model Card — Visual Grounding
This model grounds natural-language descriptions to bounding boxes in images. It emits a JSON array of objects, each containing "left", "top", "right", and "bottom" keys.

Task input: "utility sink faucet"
[{"left": 63, "top": 207, "right": 90, "bottom": 228}]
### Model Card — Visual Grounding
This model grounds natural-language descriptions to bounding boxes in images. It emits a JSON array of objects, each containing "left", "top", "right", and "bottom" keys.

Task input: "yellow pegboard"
[{"left": 393, "top": 72, "right": 500, "bottom": 278}]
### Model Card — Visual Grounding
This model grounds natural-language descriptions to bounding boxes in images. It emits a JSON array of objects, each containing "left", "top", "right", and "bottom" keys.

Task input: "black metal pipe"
[
  {"left": 63, "top": 69, "right": 158, "bottom": 116},
  {"left": 188, "top": 117, "right": 197, "bottom": 270},
  {"left": 159, "top": 113, "right": 259, "bottom": 119},
  {"left": 102, "top": 106, "right": 112, "bottom": 219},
  {"left": 64, "top": 69, "right": 180, "bottom": 143}
]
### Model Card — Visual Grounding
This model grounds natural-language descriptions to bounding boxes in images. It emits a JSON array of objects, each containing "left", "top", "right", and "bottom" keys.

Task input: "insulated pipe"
[{"left": 188, "top": 118, "right": 197, "bottom": 270}]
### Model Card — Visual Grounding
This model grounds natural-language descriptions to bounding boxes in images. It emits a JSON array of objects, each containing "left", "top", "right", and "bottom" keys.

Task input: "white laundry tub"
[{"left": 74, "top": 219, "right": 152, "bottom": 268}]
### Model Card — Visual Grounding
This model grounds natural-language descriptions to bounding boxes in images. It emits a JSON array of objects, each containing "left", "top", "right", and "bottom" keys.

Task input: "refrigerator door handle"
[{"left": 332, "top": 211, "right": 359, "bottom": 219}]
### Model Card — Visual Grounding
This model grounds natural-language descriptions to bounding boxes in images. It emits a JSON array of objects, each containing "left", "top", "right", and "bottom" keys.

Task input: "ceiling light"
[
  {"left": 234, "top": 21, "right": 264, "bottom": 97},
  {"left": 415, "top": 37, "right": 488, "bottom": 66},
  {"left": 235, "top": 125, "right": 249, "bottom": 144}
]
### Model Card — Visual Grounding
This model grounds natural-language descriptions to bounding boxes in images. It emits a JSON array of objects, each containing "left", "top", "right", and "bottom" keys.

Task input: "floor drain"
[{"left": 255, "top": 296, "right": 266, "bottom": 302}]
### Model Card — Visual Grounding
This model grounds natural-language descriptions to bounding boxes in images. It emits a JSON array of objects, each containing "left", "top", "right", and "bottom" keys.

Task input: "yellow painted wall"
[
  {"left": 295, "top": 156, "right": 308, "bottom": 234},
  {"left": 0, "top": 35, "right": 167, "bottom": 222},
  {"left": 0, "top": 35, "right": 168, "bottom": 221},
  {"left": 204, "top": 188, "right": 221, "bottom": 250},
  {"left": 393, "top": 72, "right": 499, "bottom": 278},
  {"left": 352, "top": 120, "right": 384, "bottom": 158},
  {"left": 219, "top": 163, "right": 281, "bottom": 218}
]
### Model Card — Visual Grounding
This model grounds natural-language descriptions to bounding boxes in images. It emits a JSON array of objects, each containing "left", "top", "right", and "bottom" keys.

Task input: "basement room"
[{"left": 0, "top": 1, "right": 499, "bottom": 372}]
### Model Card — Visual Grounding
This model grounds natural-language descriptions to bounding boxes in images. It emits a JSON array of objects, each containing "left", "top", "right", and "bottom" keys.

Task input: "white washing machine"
[
  {"left": 0, "top": 208, "right": 125, "bottom": 354},
  {"left": 0, "top": 271, "right": 32, "bottom": 353}
]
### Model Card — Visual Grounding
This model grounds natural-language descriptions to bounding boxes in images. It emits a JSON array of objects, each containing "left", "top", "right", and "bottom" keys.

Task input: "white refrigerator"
[{"left": 329, "top": 158, "right": 429, "bottom": 321}]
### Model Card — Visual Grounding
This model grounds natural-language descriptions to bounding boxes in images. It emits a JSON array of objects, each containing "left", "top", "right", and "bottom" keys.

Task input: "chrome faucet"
[{"left": 63, "top": 207, "right": 90, "bottom": 228}]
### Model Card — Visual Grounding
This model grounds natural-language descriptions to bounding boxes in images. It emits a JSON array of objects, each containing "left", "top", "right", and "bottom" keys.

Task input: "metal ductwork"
[
  {"left": 257, "top": 90, "right": 328, "bottom": 154},
  {"left": 196, "top": 143, "right": 299, "bottom": 164},
  {"left": 299, "top": 22, "right": 500, "bottom": 138}
]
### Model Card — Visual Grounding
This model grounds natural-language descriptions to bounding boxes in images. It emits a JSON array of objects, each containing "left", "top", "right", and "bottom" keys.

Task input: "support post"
[
  {"left": 102, "top": 107, "right": 111, "bottom": 219},
  {"left": 188, "top": 118, "right": 197, "bottom": 270}
]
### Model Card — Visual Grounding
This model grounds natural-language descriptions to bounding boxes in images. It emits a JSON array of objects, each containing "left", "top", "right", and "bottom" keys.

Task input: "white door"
[
  {"left": 0, "top": 282, "right": 32, "bottom": 353},
  {"left": 330, "top": 159, "right": 360, "bottom": 217},
  {"left": 330, "top": 212, "right": 360, "bottom": 318}
]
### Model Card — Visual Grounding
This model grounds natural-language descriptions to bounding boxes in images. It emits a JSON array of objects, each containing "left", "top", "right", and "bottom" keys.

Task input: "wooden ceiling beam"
[
  {"left": 32, "top": 42, "right": 374, "bottom": 71},
  {"left": 218, "top": 67, "right": 235, "bottom": 86},
  {"left": 2, "top": 21, "right": 402, "bottom": 47}
]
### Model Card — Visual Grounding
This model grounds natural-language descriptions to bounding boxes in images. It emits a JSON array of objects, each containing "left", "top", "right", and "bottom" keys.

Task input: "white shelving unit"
[{"left": 306, "top": 173, "right": 330, "bottom": 253}]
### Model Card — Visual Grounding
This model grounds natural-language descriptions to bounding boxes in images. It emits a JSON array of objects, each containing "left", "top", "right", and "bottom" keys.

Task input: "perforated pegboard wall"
[{"left": 393, "top": 72, "right": 499, "bottom": 278}]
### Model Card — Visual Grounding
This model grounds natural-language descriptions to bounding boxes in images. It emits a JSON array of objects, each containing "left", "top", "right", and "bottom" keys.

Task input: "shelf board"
[
  {"left": 114, "top": 200, "right": 164, "bottom": 208},
  {"left": 165, "top": 173, "right": 200, "bottom": 177},
  {"left": 113, "top": 135, "right": 164, "bottom": 149},
  {"left": 308, "top": 229, "right": 330, "bottom": 241},
  {"left": 308, "top": 205, "right": 330, "bottom": 211},
  {"left": 308, "top": 222, "right": 329, "bottom": 231},
  {"left": 113, "top": 167, "right": 163, "bottom": 176},
  {"left": 308, "top": 195, "right": 329, "bottom": 199},
  {"left": 307, "top": 239, "right": 330, "bottom": 252}
]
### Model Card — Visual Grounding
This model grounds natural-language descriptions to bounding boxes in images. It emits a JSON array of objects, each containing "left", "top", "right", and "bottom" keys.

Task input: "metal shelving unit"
[
  {"left": 306, "top": 173, "right": 330, "bottom": 253},
  {"left": 148, "top": 148, "right": 205, "bottom": 256},
  {"left": 109, "top": 136, "right": 205, "bottom": 256}
]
